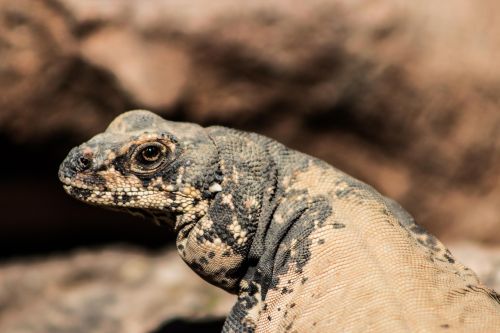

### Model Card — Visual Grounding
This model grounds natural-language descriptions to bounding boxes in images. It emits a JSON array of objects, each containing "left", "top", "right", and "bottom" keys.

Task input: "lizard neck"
[{"left": 175, "top": 127, "right": 281, "bottom": 292}]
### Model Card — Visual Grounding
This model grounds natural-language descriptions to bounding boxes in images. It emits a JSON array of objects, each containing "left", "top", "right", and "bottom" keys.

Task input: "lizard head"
[{"left": 59, "top": 110, "right": 221, "bottom": 227}]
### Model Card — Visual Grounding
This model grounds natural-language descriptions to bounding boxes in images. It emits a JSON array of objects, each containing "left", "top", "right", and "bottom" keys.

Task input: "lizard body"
[{"left": 59, "top": 110, "right": 500, "bottom": 332}]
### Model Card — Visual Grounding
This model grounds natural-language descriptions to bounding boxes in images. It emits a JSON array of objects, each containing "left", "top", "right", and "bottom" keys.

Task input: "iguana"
[{"left": 59, "top": 110, "right": 500, "bottom": 332}]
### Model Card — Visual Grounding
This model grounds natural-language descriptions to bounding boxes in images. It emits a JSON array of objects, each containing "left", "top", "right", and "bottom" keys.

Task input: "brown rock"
[
  {"left": 0, "top": 0, "right": 498, "bottom": 246},
  {"left": 0, "top": 247, "right": 233, "bottom": 333}
]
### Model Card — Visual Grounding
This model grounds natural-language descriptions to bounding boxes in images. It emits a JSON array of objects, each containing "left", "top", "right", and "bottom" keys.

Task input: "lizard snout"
[{"left": 58, "top": 147, "right": 94, "bottom": 182}]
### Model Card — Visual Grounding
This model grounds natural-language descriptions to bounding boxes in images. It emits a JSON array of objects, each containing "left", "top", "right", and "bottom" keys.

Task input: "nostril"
[{"left": 77, "top": 156, "right": 92, "bottom": 171}]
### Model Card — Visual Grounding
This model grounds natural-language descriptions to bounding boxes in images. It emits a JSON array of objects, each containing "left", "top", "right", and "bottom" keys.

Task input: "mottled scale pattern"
[{"left": 59, "top": 110, "right": 500, "bottom": 332}]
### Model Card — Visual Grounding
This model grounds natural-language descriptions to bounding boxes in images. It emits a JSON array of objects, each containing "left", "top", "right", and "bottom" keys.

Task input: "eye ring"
[{"left": 131, "top": 142, "right": 168, "bottom": 173}]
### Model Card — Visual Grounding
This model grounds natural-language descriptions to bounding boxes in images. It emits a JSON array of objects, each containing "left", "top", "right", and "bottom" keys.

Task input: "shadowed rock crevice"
[{"left": 148, "top": 318, "right": 225, "bottom": 333}]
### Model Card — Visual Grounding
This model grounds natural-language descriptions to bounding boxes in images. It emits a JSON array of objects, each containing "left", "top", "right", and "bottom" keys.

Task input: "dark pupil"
[{"left": 142, "top": 146, "right": 160, "bottom": 162}]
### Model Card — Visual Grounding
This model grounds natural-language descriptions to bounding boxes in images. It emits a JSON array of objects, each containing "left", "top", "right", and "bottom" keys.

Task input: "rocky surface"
[{"left": 0, "top": 247, "right": 233, "bottom": 333}]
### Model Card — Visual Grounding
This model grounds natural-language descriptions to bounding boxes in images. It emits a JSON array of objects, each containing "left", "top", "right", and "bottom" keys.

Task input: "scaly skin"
[{"left": 59, "top": 110, "right": 500, "bottom": 332}]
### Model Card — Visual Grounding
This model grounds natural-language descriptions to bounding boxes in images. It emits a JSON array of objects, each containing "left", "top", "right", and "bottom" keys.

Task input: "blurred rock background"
[{"left": 0, "top": 0, "right": 499, "bottom": 332}]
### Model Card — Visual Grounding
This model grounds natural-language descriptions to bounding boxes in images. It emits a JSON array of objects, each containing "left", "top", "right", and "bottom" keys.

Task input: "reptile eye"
[
  {"left": 132, "top": 142, "right": 169, "bottom": 174},
  {"left": 141, "top": 146, "right": 160, "bottom": 162}
]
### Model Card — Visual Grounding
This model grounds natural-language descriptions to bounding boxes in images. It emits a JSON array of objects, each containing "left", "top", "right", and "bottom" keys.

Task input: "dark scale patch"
[
  {"left": 424, "top": 234, "right": 438, "bottom": 248},
  {"left": 318, "top": 239, "right": 325, "bottom": 245},
  {"left": 121, "top": 193, "right": 131, "bottom": 203},
  {"left": 199, "top": 257, "right": 209, "bottom": 265},
  {"left": 113, "top": 192, "right": 132, "bottom": 204},
  {"left": 190, "top": 262, "right": 203, "bottom": 272},
  {"left": 219, "top": 279, "right": 230, "bottom": 287},
  {"left": 225, "top": 265, "right": 251, "bottom": 285},
  {"left": 300, "top": 277, "right": 308, "bottom": 284},
  {"left": 488, "top": 290, "right": 500, "bottom": 304},
  {"left": 410, "top": 223, "right": 429, "bottom": 235},
  {"left": 94, "top": 163, "right": 109, "bottom": 172},
  {"left": 443, "top": 252, "right": 455, "bottom": 264},
  {"left": 140, "top": 177, "right": 152, "bottom": 188},
  {"left": 87, "top": 172, "right": 108, "bottom": 187},
  {"left": 465, "top": 285, "right": 500, "bottom": 306},
  {"left": 248, "top": 282, "right": 259, "bottom": 297},
  {"left": 440, "top": 324, "right": 450, "bottom": 329},
  {"left": 332, "top": 222, "right": 345, "bottom": 229},
  {"left": 71, "top": 187, "right": 92, "bottom": 200},
  {"left": 112, "top": 153, "right": 132, "bottom": 176},
  {"left": 208, "top": 251, "right": 215, "bottom": 258},
  {"left": 416, "top": 235, "right": 440, "bottom": 252}
]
